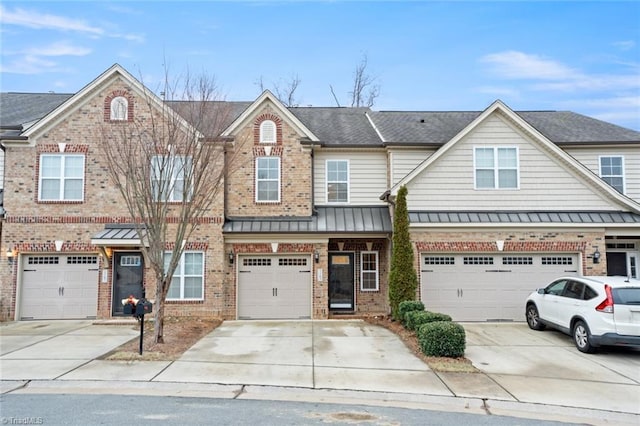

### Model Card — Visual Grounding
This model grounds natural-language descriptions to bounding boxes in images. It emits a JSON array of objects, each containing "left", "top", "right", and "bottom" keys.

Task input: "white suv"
[{"left": 525, "top": 276, "right": 640, "bottom": 353}]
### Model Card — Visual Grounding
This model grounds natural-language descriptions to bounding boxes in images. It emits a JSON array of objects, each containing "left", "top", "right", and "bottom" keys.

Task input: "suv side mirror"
[{"left": 537, "top": 288, "right": 546, "bottom": 295}]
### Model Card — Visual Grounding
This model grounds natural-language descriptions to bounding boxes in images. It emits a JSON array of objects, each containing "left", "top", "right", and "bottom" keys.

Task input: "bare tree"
[
  {"left": 254, "top": 74, "right": 301, "bottom": 107},
  {"left": 100, "top": 68, "right": 237, "bottom": 343},
  {"left": 330, "top": 54, "right": 380, "bottom": 108}
]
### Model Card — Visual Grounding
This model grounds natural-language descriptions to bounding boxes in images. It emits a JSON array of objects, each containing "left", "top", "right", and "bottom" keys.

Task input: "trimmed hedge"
[
  {"left": 398, "top": 300, "right": 425, "bottom": 325},
  {"left": 404, "top": 310, "right": 452, "bottom": 331},
  {"left": 417, "top": 321, "right": 466, "bottom": 358}
]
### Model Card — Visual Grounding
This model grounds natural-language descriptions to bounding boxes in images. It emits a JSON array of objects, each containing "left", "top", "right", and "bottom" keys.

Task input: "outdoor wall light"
[
  {"left": 593, "top": 247, "right": 601, "bottom": 264},
  {"left": 314, "top": 250, "right": 320, "bottom": 263},
  {"left": 228, "top": 250, "right": 234, "bottom": 265},
  {"left": 7, "top": 247, "right": 14, "bottom": 266}
]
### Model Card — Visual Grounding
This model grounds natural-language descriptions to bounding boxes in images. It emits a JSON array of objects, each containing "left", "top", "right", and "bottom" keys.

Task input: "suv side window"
[
  {"left": 546, "top": 280, "right": 567, "bottom": 296},
  {"left": 563, "top": 281, "right": 584, "bottom": 299},
  {"left": 583, "top": 285, "right": 597, "bottom": 300}
]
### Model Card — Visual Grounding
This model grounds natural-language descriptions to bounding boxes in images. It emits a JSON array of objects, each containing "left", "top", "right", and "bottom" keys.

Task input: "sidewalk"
[{"left": 1, "top": 320, "right": 638, "bottom": 425}]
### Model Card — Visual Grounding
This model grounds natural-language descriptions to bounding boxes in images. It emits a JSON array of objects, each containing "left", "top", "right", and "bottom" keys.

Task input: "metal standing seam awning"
[
  {"left": 223, "top": 206, "right": 393, "bottom": 234},
  {"left": 91, "top": 224, "right": 147, "bottom": 246}
]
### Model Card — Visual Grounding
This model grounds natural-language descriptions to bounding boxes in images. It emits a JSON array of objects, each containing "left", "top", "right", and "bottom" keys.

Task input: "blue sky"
[{"left": 1, "top": 1, "right": 639, "bottom": 130}]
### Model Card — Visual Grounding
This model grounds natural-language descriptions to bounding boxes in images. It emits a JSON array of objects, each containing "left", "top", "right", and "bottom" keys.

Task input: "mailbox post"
[{"left": 121, "top": 294, "right": 152, "bottom": 355}]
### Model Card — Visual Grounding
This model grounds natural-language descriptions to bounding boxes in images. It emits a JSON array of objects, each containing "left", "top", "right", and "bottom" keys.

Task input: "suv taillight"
[{"left": 595, "top": 284, "right": 614, "bottom": 313}]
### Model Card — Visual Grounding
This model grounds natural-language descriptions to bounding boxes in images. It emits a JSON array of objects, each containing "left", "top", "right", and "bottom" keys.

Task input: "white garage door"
[
  {"left": 20, "top": 254, "right": 99, "bottom": 320},
  {"left": 420, "top": 253, "right": 579, "bottom": 322},
  {"left": 238, "top": 255, "right": 312, "bottom": 319}
]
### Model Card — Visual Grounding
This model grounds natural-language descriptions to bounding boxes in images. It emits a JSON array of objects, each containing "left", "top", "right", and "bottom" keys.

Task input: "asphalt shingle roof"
[
  {"left": 290, "top": 107, "right": 382, "bottom": 146},
  {"left": 2, "top": 92, "right": 638, "bottom": 145},
  {"left": 0, "top": 92, "right": 73, "bottom": 127},
  {"left": 370, "top": 110, "right": 640, "bottom": 145}
]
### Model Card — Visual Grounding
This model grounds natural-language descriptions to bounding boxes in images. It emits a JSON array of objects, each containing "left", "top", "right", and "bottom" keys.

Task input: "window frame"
[
  {"left": 110, "top": 96, "right": 128, "bottom": 121},
  {"left": 165, "top": 251, "right": 205, "bottom": 301},
  {"left": 473, "top": 146, "right": 519, "bottom": 190},
  {"left": 259, "top": 120, "right": 276, "bottom": 144},
  {"left": 255, "top": 156, "right": 281, "bottom": 203},
  {"left": 38, "top": 154, "right": 85, "bottom": 202},
  {"left": 151, "top": 155, "right": 193, "bottom": 202},
  {"left": 599, "top": 155, "right": 625, "bottom": 194},
  {"left": 326, "top": 159, "right": 350, "bottom": 203},
  {"left": 360, "top": 251, "right": 379, "bottom": 292}
]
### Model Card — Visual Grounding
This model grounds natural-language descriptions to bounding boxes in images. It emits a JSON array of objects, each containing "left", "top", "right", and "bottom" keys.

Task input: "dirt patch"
[
  {"left": 363, "top": 315, "right": 478, "bottom": 373},
  {"left": 100, "top": 317, "right": 222, "bottom": 361}
]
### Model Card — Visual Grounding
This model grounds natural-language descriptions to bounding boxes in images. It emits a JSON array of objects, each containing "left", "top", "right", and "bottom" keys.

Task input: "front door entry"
[
  {"left": 112, "top": 251, "right": 144, "bottom": 315},
  {"left": 329, "top": 252, "right": 354, "bottom": 310}
]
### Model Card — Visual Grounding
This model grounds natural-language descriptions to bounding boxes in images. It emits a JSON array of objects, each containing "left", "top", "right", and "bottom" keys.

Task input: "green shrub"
[
  {"left": 398, "top": 300, "right": 425, "bottom": 325},
  {"left": 404, "top": 310, "right": 451, "bottom": 331},
  {"left": 417, "top": 321, "right": 466, "bottom": 358}
]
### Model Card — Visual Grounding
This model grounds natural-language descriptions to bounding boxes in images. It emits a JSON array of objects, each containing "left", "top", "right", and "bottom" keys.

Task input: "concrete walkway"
[{"left": 1, "top": 320, "right": 639, "bottom": 425}]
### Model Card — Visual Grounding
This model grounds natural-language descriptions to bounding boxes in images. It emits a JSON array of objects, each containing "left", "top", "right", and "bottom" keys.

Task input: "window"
[
  {"left": 151, "top": 155, "right": 192, "bottom": 202},
  {"left": 165, "top": 251, "right": 204, "bottom": 300},
  {"left": 599, "top": 156, "right": 624, "bottom": 194},
  {"left": 260, "top": 120, "right": 276, "bottom": 143},
  {"left": 110, "top": 96, "right": 128, "bottom": 120},
  {"left": 39, "top": 154, "right": 85, "bottom": 201},
  {"left": 326, "top": 160, "right": 349, "bottom": 203},
  {"left": 474, "top": 147, "right": 518, "bottom": 189},
  {"left": 256, "top": 157, "right": 280, "bottom": 202},
  {"left": 361, "top": 251, "right": 379, "bottom": 291}
]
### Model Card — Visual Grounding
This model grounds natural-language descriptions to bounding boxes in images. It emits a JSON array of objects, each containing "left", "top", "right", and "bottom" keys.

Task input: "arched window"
[
  {"left": 110, "top": 96, "right": 128, "bottom": 121},
  {"left": 259, "top": 120, "right": 276, "bottom": 143}
]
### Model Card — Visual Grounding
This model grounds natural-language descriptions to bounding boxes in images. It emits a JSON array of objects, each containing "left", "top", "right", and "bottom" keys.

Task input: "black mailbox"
[{"left": 135, "top": 299, "right": 153, "bottom": 317}]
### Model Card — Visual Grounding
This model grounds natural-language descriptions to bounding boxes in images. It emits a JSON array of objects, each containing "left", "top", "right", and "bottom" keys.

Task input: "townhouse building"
[{"left": 1, "top": 64, "right": 639, "bottom": 322}]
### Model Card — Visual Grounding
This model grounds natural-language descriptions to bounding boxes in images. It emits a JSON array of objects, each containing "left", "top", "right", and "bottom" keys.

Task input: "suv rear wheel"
[
  {"left": 573, "top": 320, "right": 596, "bottom": 353},
  {"left": 526, "top": 304, "right": 545, "bottom": 330}
]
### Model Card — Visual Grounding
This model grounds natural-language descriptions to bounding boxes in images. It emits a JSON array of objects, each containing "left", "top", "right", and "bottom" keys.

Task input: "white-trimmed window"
[
  {"left": 260, "top": 120, "right": 276, "bottom": 143},
  {"left": 326, "top": 160, "right": 349, "bottom": 203},
  {"left": 39, "top": 154, "right": 85, "bottom": 201},
  {"left": 599, "top": 156, "right": 625, "bottom": 194},
  {"left": 151, "top": 155, "right": 192, "bottom": 202},
  {"left": 256, "top": 157, "right": 280, "bottom": 202},
  {"left": 110, "top": 96, "right": 128, "bottom": 121},
  {"left": 165, "top": 251, "right": 204, "bottom": 300},
  {"left": 361, "top": 251, "right": 379, "bottom": 291},
  {"left": 474, "top": 147, "right": 518, "bottom": 189}
]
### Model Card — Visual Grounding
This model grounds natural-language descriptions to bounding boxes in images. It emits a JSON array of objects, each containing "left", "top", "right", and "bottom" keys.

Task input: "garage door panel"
[
  {"left": 421, "top": 253, "right": 579, "bottom": 322},
  {"left": 20, "top": 254, "right": 98, "bottom": 320},
  {"left": 238, "top": 256, "right": 311, "bottom": 320}
]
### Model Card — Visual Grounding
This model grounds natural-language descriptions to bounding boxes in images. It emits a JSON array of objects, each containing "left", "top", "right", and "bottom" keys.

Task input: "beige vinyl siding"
[
  {"left": 565, "top": 147, "right": 640, "bottom": 203},
  {"left": 314, "top": 151, "right": 387, "bottom": 205},
  {"left": 390, "top": 149, "right": 436, "bottom": 185},
  {"left": 406, "top": 114, "right": 618, "bottom": 211}
]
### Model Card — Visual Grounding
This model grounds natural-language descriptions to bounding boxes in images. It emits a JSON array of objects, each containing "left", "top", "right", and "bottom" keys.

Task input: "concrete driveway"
[{"left": 1, "top": 319, "right": 639, "bottom": 423}]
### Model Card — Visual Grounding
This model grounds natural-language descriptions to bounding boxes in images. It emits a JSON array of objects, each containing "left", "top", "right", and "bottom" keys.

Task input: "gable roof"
[
  {"left": 389, "top": 100, "right": 640, "bottom": 214},
  {"left": 221, "top": 90, "right": 319, "bottom": 141},
  {"left": 369, "top": 110, "right": 640, "bottom": 145}
]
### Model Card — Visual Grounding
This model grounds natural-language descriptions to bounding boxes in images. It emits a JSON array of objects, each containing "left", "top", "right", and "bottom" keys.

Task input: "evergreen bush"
[
  {"left": 417, "top": 321, "right": 466, "bottom": 358},
  {"left": 398, "top": 300, "right": 425, "bottom": 325},
  {"left": 404, "top": 310, "right": 451, "bottom": 331}
]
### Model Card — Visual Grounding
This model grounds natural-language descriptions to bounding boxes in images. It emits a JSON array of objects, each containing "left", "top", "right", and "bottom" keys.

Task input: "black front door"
[
  {"left": 607, "top": 252, "right": 627, "bottom": 276},
  {"left": 329, "top": 252, "right": 354, "bottom": 310},
  {"left": 112, "top": 251, "right": 144, "bottom": 315}
]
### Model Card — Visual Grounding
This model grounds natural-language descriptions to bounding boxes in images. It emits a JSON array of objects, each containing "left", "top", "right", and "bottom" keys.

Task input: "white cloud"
[
  {"left": 612, "top": 40, "right": 636, "bottom": 51},
  {"left": 25, "top": 41, "right": 91, "bottom": 57},
  {"left": 474, "top": 86, "right": 521, "bottom": 98},
  {"left": 0, "top": 5, "right": 104, "bottom": 35},
  {"left": 480, "top": 51, "right": 577, "bottom": 80},
  {"left": 0, "top": 55, "right": 60, "bottom": 75}
]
